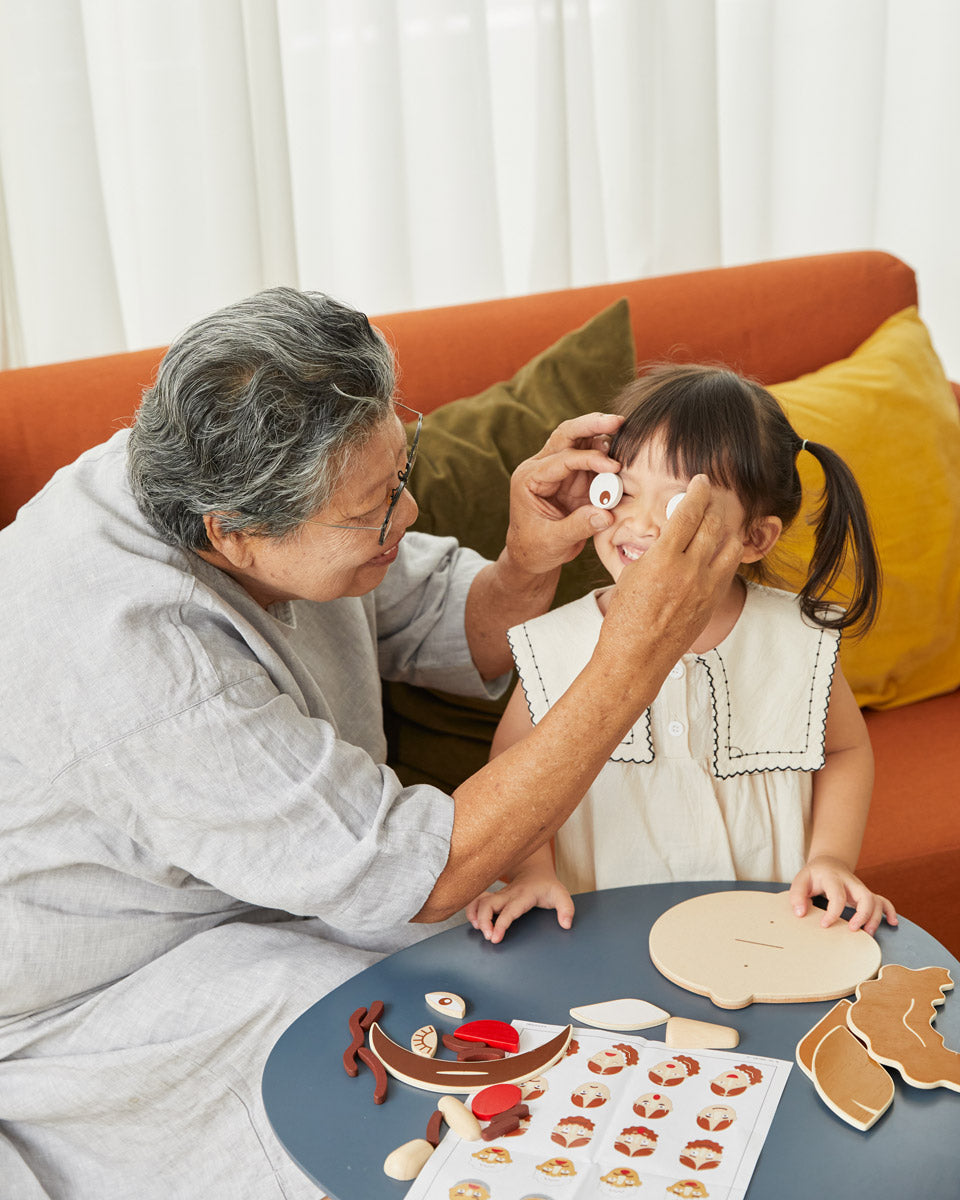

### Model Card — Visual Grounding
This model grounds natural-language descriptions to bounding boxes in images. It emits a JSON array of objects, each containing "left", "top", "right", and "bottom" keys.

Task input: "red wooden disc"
[{"left": 471, "top": 1083, "right": 523, "bottom": 1121}]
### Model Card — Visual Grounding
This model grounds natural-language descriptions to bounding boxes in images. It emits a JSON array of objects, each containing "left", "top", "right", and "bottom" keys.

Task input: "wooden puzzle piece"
[
  {"left": 810, "top": 1026, "right": 895, "bottom": 1130},
  {"left": 454, "top": 1019, "right": 520, "bottom": 1052},
  {"left": 666, "top": 1017, "right": 739, "bottom": 1049},
  {"left": 796, "top": 999, "right": 851, "bottom": 1079},
  {"left": 436, "top": 1095, "right": 482, "bottom": 1140},
  {"left": 569, "top": 998, "right": 670, "bottom": 1031},
  {"left": 649, "top": 890, "right": 881, "bottom": 1009},
  {"left": 368, "top": 1022, "right": 572, "bottom": 1093},
  {"left": 425, "top": 990, "right": 466, "bottom": 1018},
  {"left": 846, "top": 964, "right": 960, "bottom": 1091},
  {"left": 411, "top": 1025, "right": 438, "bottom": 1057},
  {"left": 470, "top": 1082, "right": 522, "bottom": 1120},
  {"left": 796, "top": 999, "right": 894, "bottom": 1130},
  {"left": 383, "top": 1137, "right": 434, "bottom": 1180}
]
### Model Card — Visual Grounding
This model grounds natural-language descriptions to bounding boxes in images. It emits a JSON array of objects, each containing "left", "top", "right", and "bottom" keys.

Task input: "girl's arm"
[
  {"left": 465, "top": 684, "right": 576, "bottom": 942},
  {"left": 788, "top": 670, "right": 898, "bottom": 935}
]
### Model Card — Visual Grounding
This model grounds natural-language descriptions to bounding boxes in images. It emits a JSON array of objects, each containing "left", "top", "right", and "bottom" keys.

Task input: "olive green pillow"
[{"left": 385, "top": 299, "right": 636, "bottom": 791}]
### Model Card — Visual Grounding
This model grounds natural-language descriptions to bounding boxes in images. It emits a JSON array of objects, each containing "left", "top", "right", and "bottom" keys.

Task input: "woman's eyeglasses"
[{"left": 314, "top": 403, "right": 422, "bottom": 545}]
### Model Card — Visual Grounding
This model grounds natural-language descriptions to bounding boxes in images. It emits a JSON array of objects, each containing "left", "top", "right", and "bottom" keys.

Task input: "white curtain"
[{"left": 0, "top": 0, "right": 957, "bottom": 375}]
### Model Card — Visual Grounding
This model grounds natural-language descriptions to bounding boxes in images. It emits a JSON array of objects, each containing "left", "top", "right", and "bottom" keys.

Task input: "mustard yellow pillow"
[{"left": 768, "top": 306, "right": 960, "bottom": 708}]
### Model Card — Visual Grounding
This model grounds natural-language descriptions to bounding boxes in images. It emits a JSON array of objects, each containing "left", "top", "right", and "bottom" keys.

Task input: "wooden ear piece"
[{"left": 589, "top": 472, "right": 623, "bottom": 509}]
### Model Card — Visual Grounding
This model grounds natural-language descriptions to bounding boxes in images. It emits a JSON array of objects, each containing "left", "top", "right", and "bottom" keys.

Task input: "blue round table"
[{"left": 262, "top": 881, "right": 960, "bottom": 1198}]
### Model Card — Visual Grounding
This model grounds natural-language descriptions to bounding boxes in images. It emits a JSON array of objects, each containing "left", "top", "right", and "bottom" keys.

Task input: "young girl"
[{"left": 467, "top": 363, "right": 897, "bottom": 943}]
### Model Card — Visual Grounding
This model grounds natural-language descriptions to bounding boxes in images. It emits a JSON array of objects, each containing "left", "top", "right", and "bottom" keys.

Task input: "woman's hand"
[
  {"left": 466, "top": 866, "right": 576, "bottom": 944},
  {"left": 789, "top": 855, "right": 899, "bottom": 936},
  {"left": 503, "top": 412, "right": 625, "bottom": 577}
]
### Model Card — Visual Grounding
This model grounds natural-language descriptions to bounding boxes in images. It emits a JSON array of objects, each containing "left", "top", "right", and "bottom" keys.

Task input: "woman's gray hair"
[{"left": 127, "top": 287, "right": 395, "bottom": 551}]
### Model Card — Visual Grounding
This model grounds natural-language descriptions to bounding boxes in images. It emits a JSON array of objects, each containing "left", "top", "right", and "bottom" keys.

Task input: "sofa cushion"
[
  {"left": 768, "top": 306, "right": 960, "bottom": 709},
  {"left": 385, "top": 298, "right": 636, "bottom": 790}
]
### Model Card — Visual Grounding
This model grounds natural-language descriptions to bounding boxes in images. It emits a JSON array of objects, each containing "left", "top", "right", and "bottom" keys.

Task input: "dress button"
[
  {"left": 669, "top": 663, "right": 684, "bottom": 679},
  {"left": 668, "top": 720, "right": 685, "bottom": 737}
]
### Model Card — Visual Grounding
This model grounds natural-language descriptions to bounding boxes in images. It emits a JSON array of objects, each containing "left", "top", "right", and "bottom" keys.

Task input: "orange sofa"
[{"left": 2, "top": 250, "right": 958, "bottom": 956}]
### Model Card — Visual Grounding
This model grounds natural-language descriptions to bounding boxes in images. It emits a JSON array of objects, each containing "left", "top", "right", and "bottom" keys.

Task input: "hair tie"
[{"left": 800, "top": 439, "right": 809, "bottom": 453}]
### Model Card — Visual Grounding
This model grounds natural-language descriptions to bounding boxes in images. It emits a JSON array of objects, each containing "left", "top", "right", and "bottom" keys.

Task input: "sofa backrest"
[{"left": 0, "top": 250, "right": 921, "bottom": 529}]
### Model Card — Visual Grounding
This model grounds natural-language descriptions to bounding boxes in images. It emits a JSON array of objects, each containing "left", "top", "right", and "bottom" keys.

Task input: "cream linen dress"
[{"left": 508, "top": 582, "right": 840, "bottom": 893}]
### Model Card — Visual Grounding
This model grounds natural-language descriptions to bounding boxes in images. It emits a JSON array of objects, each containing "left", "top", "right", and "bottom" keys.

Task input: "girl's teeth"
[{"left": 621, "top": 546, "right": 641, "bottom": 561}]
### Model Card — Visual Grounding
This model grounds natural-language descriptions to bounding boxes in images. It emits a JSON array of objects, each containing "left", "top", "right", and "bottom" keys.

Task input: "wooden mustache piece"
[{"left": 368, "top": 1023, "right": 572, "bottom": 1093}]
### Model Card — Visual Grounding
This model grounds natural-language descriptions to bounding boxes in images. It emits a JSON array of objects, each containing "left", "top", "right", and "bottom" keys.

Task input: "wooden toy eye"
[
  {"left": 589, "top": 472, "right": 623, "bottom": 509},
  {"left": 666, "top": 492, "right": 686, "bottom": 520},
  {"left": 425, "top": 990, "right": 466, "bottom": 1018}
]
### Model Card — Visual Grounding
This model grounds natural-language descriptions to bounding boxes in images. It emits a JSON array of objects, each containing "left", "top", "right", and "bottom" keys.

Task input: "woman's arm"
[
  {"left": 466, "top": 687, "right": 576, "bottom": 942},
  {"left": 787, "top": 670, "right": 898, "bottom": 935},
  {"left": 414, "top": 475, "right": 743, "bottom": 921}
]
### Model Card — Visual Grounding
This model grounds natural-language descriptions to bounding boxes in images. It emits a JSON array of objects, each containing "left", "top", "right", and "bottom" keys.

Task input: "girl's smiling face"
[{"left": 592, "top": 432, "right": 772, "bottom": 584}]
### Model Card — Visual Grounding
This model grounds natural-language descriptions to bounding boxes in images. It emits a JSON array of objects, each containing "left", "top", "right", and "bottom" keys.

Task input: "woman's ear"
[
  {"left": 741, "top": 515, "right": 782, "bottom": 563},
  {"left": 202, "top": 513, "right": 255, "bottom": 569}
]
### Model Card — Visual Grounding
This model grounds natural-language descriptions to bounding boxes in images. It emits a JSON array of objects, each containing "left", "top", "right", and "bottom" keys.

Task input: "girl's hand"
[
  {"left": 789, "top": 855, "right": 898, "bottom": 936},
  {"left": 466, "top": 869, "right": 575, "bottom": 944}
]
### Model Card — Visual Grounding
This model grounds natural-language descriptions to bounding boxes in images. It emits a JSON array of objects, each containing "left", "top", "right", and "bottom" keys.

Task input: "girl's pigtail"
[{"left": 799, "top": 440, "right": 881, "bottom": 638}]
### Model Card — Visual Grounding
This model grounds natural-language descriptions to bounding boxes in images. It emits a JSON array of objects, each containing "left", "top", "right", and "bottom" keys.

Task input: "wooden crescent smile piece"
[{"left": 368, "top": 1023, "right": 573, "bottom": 1094}]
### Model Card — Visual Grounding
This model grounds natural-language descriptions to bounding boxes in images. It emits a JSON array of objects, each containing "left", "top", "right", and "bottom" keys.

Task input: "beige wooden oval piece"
[
  {"left": 437, "top": 1095, "right": 482, "bottom": 1140},
  {"left": 569, "top": 998, "right": 669, "bottom": 1031},
  {"left": 383, "top": 1138, "right": 434, "bottom": 1180},
  {"left": 666, "top": 1016, "right": 739, "bottom": 1049},
  {"left": 411, "top": 1025, "right": 438, "bottom": 1058}
]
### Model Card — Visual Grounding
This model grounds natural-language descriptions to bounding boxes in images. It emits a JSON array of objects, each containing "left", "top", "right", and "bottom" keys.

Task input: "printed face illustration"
[
  {"left": 599, "top": 1165, "right": 642, "bottom": 1189},
  {"left": 633, "top": 1091, "right": 673, "bottom": 1118},
  {"left": 648, "top": 1056, "right": 699, "bottom": 1086},
  {"left": 550, "top": 1115, "right": 595, "bottom": 1149},
  {"left": 449, "top": 1183, "right": 490, "bottom": 1200},
  {"left": 536, "top": 1157, "right": 577, "bottom": 1179},
  {"left": 679, "top": 1140, "right": 724, "bottom": 1171},
  {"left": 471, "top": 1146, "right": 511, "bottom": 1167},
  {"left": 520, "top": 1076, "right": 549, "bottom": 1101},
  {"left": 570, "top": 1081, "right": 611, "bottom": 1108},
  {"left": 614, "top": 1125, "right": 658, "bottom": 1157},
  {"left": 710, "top": 1064, "right": 762, "bottom": 1096},
  {"left": 587, "top": 1044, "right": 640, "bottom": 1074},
  {"left": 697, "top": 1103, "right": 736, "bottom": 1131}
]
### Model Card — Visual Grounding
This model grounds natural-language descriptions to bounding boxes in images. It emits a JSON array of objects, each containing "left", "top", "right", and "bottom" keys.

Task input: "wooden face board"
[{"left": 648, "top": 891, "right": 881, "bottom": 1009}]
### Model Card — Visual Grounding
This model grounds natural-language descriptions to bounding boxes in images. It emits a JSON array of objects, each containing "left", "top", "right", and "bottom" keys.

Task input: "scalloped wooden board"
[{"left": 648, "top": 891, "right": 881, "bottom": 1009}]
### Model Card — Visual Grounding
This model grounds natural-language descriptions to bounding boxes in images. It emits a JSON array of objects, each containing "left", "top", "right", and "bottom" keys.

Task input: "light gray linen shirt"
[{"left": 0, "top": 430, "right": 504, "bottom": 1198}]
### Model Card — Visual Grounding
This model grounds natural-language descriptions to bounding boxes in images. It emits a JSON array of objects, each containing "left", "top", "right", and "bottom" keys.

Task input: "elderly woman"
[{"left": 0, "top": 288, "right": 738, "bottom": 1198}]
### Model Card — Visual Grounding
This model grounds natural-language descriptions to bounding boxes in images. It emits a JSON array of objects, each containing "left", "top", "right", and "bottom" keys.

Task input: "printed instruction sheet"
[{"left": 405, "top": 1020, "right": 792, "bottom": 1200}]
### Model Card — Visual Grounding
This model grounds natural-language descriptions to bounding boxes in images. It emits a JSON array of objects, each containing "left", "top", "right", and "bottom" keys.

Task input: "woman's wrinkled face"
[
  {"left": 592, "top": 432, "right": 751, "bottom": 584},
  {"left": 229, "top": 411, "right": 419, "bottom": 607}
]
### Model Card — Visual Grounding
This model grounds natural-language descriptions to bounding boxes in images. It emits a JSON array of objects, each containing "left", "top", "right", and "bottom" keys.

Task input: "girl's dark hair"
[{"left": 610, "top": 363, "right": 881, "bottom": 637}]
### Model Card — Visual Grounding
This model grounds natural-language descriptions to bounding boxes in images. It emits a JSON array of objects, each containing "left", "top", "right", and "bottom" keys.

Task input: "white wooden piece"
[
  {"left": 425, "top": 990, "right": 466, "bottom": 1019},
  {"left": 648, "top": 890, "right": 881, "bottom": 1009},
  {"left": 569, "top": 998, "right": 670, "bottom": 1031},
  {"left": 665, "top": 1016, "right": 739, "bottom": 1049},
  {"left": 383, "top": 1138, "right": 434, "bottom": 1180}
]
